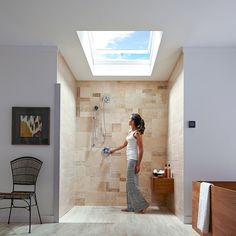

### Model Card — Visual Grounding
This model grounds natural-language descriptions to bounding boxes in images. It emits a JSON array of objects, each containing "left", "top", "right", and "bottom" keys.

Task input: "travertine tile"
[
  {"left": 167, "top": 55, "right": 184, "bottom": 220},
  {"left": 58, "top": 53, "right": 77, "bottom": 217},
  {"left": 74, "top": 197, "right": 85, "bottom": 205},
  {"left": 119, "top": 181, "right": 126, "bottom": 192},
  {"left": 76, "top": 81, "right": 168, "bottom": 206},
  {"left": 78, "top": 117, "right": 93, "bottom": 132},
  {"left": 85, "top": 192, "right": 107, "bottom": 205},
  {"left": 141, "top": 161, "right": 152, "bottom": 172},
  {"left": 112, "top": 123, "right": 121, "bottom": 132}
]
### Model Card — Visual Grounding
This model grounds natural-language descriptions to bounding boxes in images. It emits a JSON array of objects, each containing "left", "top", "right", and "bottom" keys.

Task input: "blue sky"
[
  {"left": 92, "top": 31, "right": 151, "bottom": 61},
  {"left": 105, "top": 31, "right": 150, "bottom": 50}
]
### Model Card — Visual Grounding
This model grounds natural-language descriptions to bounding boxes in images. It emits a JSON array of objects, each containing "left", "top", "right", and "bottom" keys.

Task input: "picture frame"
[{"left": 12, "top": 107, "right": 50, "bottom": 145}]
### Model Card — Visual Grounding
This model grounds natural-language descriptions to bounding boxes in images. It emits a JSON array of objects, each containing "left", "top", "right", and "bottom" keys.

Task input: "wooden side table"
[{"left": 151, "top": 176, "right": 174, "bottom": 194}]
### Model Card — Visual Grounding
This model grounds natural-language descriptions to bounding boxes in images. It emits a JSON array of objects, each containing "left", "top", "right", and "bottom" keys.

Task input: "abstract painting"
[
  {"left": 12, "top": 107, "right": 50, "bottom": 145},
  {"left": 20, "top": 115, "right": 43, "bottom": 137}
]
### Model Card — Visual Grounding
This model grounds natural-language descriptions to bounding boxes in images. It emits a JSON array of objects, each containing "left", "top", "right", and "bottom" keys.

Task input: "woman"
[{"left": 110, "top": 113, "right": 149, "bottom": 213}]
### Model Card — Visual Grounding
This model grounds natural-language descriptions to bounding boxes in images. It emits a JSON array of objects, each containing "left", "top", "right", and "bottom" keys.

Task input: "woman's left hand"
[
  {"left": 135, "top": 164, "right": 141, "bottom": 174},
  {"left": 109, "top": 149, "right": 115, "bottom": 155}
]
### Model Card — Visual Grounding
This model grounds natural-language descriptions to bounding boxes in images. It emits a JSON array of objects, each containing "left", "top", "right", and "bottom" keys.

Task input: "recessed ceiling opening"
[{"left": 77, "top": 31, "right": 163, "bottom": 76}]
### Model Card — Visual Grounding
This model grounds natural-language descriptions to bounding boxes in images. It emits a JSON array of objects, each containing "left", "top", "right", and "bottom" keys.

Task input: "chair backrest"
[{"left": 10, "top": 157, "right": 43, "bottom": 187}]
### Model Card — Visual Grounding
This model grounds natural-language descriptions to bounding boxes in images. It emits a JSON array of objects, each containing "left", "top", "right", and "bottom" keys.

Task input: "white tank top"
[{"left": 126, "top": 130, "right": 138, "bottom": 160}]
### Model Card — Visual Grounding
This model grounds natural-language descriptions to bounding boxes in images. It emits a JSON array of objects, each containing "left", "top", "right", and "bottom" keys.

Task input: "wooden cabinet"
[
  {"left": 151, "top": 177, "right": 174, "bottom": 194},
  {"left": 192, "top": 181, "right": 236, "bottom": 236}
]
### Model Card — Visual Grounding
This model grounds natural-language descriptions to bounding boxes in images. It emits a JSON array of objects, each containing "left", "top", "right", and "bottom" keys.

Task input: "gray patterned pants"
[{"left": 126, "top": 159, "right": 149, "bottom": 212}]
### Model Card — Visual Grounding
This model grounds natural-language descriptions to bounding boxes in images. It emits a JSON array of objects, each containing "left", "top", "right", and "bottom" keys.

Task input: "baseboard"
[
  {"left": 41, "top": 215, "right": 55, "bottom": 223},
  {"left": 0, "top": 212, "right": 55, "bottom": 223},
  {"left": 184, "top": 216, "right": 192, "bottom": 224}
]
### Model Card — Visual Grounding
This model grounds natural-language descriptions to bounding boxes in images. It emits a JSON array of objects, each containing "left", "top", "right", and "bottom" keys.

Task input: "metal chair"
[{"left": 0, "top": 156, "right": 43, "bottom": 233}]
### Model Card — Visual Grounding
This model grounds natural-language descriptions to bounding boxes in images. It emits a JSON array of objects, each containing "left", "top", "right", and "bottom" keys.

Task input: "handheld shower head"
[{"left": 93, "top": 105, "right": 99, "bottom": 120}]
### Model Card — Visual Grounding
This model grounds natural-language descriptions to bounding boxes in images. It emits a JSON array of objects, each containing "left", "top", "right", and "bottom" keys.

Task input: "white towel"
[{"left": 197, "top": 182, "right": 212, "bottom": 233}]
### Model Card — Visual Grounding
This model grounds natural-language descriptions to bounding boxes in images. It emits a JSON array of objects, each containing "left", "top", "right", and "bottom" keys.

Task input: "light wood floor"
[{"left": 0, "top": 206, "right": 198, "bottom": 236}]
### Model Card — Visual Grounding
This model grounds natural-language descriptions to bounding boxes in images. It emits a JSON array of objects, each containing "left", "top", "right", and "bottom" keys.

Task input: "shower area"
[
  {"left": 73, "top": 81, "right": 168, "bottom": 207},
  {"left": 58, "top": 52, "right": 184, "bottom": 221}
]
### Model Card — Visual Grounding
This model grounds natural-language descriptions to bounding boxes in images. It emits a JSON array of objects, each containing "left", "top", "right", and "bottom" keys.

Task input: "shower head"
[{"left": 102, "top": 95, "right": 110, "bottom": 104}]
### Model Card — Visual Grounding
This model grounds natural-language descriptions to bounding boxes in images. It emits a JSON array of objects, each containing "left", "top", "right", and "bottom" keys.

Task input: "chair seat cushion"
[{"left": 0, "top": 191, "right": 34, "bottom": 199}]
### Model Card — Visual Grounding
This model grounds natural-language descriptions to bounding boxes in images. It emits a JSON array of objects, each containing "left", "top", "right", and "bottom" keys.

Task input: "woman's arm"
[
  {"left": 110, "top": 140, "right": 128, "bottom": 154},
  {"left": 134, "top": 132, "right": 143, "bottom": 174}
]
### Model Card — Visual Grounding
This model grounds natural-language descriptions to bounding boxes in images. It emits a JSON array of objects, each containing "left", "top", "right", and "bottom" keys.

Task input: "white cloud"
[{"left": 91, "top": 31, "right": 135, "bottom": 49}]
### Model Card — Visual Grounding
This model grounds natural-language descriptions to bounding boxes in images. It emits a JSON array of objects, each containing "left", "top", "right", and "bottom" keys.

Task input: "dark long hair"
[{"left": 131, "top": 113, "right": 145, "bottom": 135}]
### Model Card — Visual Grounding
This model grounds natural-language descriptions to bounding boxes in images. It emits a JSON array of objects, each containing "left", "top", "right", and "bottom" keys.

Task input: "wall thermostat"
[{"left": 188, "top": 121, "right": 196, "bottom": 128}]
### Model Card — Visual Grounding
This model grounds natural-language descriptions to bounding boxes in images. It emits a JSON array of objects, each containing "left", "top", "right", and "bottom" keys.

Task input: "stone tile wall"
[
  {"left": 167, "top": 55, "right": 184, "bottom": 221},
  {"left": 57, "top": 53, "right": 77, "bottom": 217},
  {"left": 75, "top": 81, "right": 168, "bottom": 206}
]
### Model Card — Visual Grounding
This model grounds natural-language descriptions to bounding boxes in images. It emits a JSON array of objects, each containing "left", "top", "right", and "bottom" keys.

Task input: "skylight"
[{"left": 77, "top": 31, "right": 163, "bottom": 76}]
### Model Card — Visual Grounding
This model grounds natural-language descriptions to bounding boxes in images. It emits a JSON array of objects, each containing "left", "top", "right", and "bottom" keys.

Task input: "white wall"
[
  {"left": 0, "top": 46, "right": 58, "bottom": 222},
  {"left": 183, "top": 48, "right": 236, "bottom": 222}
]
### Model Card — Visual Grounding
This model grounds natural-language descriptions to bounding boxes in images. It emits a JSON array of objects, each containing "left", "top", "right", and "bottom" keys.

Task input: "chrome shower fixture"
[
  {"left": 91, "top": 96, "right": 110, "bottom": 148},
  {"left": 102, "top": 95, "right": 110, "bottom": 104},
  {"left": 101, "top": 147, "right": 110, "bottom": 157},
  {"left": 93, "top": 105, "right": 99, "bottom": 121}
]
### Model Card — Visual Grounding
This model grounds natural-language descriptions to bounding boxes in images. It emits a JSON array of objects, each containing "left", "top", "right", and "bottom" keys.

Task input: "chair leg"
[
  {"left": 29, "top": 197, "right": 31, "bottom": 233},
  {"left": 8, "top": 199, "right": 13, "bottom": 224},
  {"left": 34, "top": 194, "right": 42, "bottom": 224}
]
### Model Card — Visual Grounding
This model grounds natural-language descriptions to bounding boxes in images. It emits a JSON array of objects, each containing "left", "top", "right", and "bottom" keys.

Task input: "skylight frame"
[{"left": 77, "top": 31, "right": 163, "bottom": 76}]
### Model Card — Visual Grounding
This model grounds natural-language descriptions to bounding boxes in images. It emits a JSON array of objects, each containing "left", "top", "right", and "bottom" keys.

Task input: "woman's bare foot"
[
  {"left": 135, "top": 207, "right": 148, "bottom": 214},
  {"left": 121, "top": 208, "right": 132, "bottom": 212}
]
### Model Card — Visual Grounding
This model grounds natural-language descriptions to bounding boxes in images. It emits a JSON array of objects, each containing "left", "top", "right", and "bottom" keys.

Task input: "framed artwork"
[{"left": 12, "top": 107, "right": 50, "bottom": 145}]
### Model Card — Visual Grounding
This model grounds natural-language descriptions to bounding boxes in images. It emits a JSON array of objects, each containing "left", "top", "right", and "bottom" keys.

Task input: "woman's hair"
[{"left": 131, "top": 113, "right": 145, "bottom": 134}]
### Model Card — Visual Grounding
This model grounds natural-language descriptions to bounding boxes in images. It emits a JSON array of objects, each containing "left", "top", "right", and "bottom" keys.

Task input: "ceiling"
[{"left": 0, "top": 0, "right": 236, "bottom": 81}]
